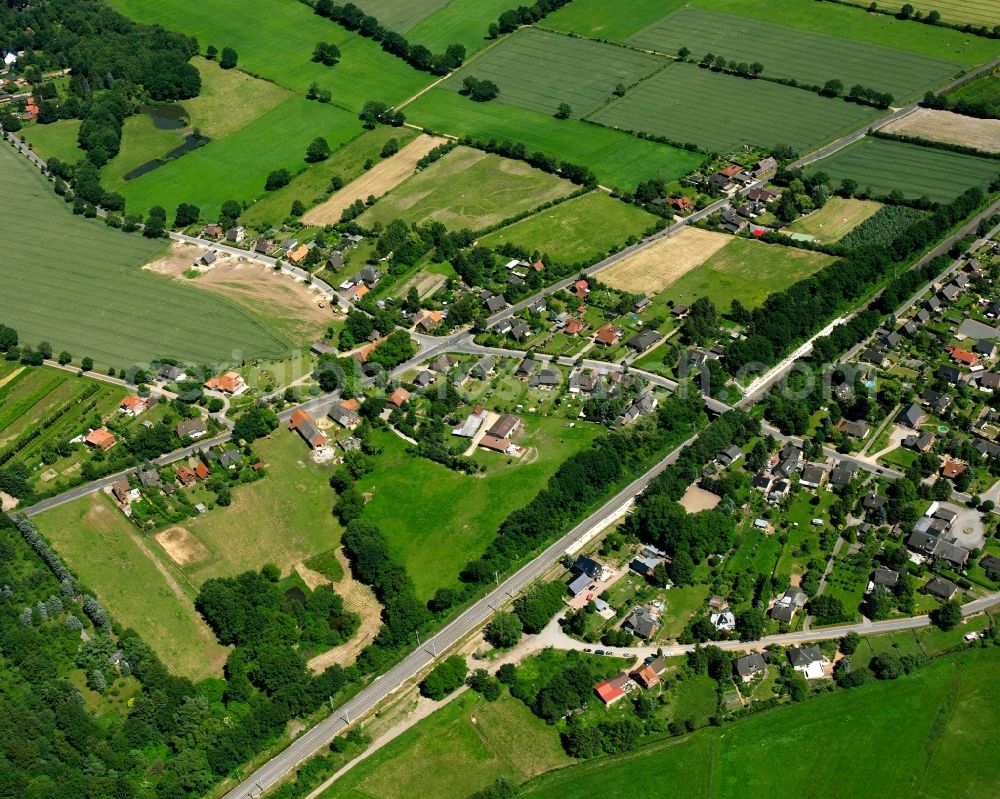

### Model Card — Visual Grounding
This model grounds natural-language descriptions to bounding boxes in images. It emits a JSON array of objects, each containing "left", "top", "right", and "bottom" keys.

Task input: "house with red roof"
[
  {"left": 594, "top": 323, "right": 622, "bottom": 347},
  {"left": 594, "top": 673, "right": 631, "bottom": 706}
]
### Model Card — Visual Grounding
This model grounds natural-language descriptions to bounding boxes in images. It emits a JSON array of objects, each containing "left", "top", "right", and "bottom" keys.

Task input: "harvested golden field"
[
  {"left": 598, "top": 227, "right": 730, "bottom": 294},
  {"left": 882, "top": 108, "right": 1000, "bottom": 153}
]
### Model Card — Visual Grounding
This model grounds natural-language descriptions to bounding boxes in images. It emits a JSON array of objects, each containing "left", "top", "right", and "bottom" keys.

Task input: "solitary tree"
[
  {"left": 306, "top": 136, "right": 331, "bottom": 162},
  {"left": 930, "top": 599, "right": 963, "bottom": 631},
  {"left": 206, "top": 44, "right": 218, "bottom": 60},
  {"left": 484, "top": 611, "right": 523, "bottom": 648},
  {"left": 554, "top": 102, "right": 573, "bottom": 119},
  {"left": 219, "top": 47, "right": 238, "bottom": 69}
]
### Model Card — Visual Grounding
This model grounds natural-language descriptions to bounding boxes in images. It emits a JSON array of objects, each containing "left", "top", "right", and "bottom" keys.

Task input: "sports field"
[
  {"left": 479, "top": 191, "right": 660, "bottom": 263},
  {"left": 599, "top": 227, "right": 731, "bottom": 294},
  {"left": 405, "top": 0, "right": 514, "bottom": 54},
  {"left": 520, "top": 647, "right": 1000, "bottom": 798},
  {"left": 785, "top": 198, "right": 883, "bottom": 244},
  {"left": 874, "top": 0, "right": 1000, "bottom": 28},
  {"left": 35, "top": 493, "right": 231, "bottom": 682},
  {"left": 692, "top": 0, "right": 1000, "bottom": 66},
  {"left": 804, "top": 136, "right": 1000, "bottom": 202},
  {"left": 356, "top": 145, "right": 577, "bottom": 231},
  {"left": 654, "top": 238, "right": 835, "bottom": 311},
  {"left": 321, "top": 692, "right": 572, "bottom": 799},
  {"left": 590, "top": 63, "right": 878, "bottom": 153},
  {"left": 0, "top": 141, "right": 290, "bottom": 368},
  {"left": 405, "top": 88, "right": 704, "bottom": 191},
  {"left": 356, "top": 417, "right": 602, "bottom": 601},
  {"left": 442, "top": 27, "right": 664, "bottom": 118},
  {"left": 628, "top": 8, "right": 960, "bottom": 101},
  {"left": 20, "top": 119, "right": 84, "bottom": 164},
  {"left": 545, "top": 0, "right": 688, "bottom": 41},
  {"left": 118, "top": 96, "right": 362, "bottom": 219}
]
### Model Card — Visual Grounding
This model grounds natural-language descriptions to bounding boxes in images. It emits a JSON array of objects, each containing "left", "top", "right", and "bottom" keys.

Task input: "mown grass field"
[
  {"left": 520, "top": 646, "right": 1000, "bottom": 799},
  {"left": 804, "top": 136, "right": 1000, "bottom": 202},
  {"left": 321, "top": 691, "right": 572, "bottom": 799},
  {"left": 241, "top": 126, "right": 418, "bottom": 228},
  {"left": 177, "top": 433, "right": 341, "bottom": 586},
  {"left": 692, "top": 0, "right": 1000, "bottom": 66},
  {"left": 544, "top": 0, "right": 688, "bottom": 41},
  {"left": 479, "top": 191, "right": 661, "bottom": 263},
  {"left": 654, "top": 238, "right": 835, "bottom": 312},
  {"left": 406, "top": 0, "right": 524, "bottom": 54},
  {"left": 405, "top": 88, "right": 704, "bottom": 191},
  {"left": 868, "top": 0, "right": 1000, "bottom": 28},
  {"left": 118, "top": 96, "right": 362, "bottom": 219},
  {"left": 442, "top": 27, "right": 664, "bottom": 118},
  {"left": 356, "top": 417, "right": 602, "bottom": 601},
  {"left": 785, "top": 198, "right": 883, "bottom": 244},
  {"left": 35, "top": 493, "right": 230, "bottom": 682},
  {"left": 357, "top": 145, "right": 577, "bottom": 231},
  {"left": 590, "top": 63, "right": 878, "bottom": 152},
  {"left": 0, "top": 142, "right": 289, "bottom": 368},
  {"left": 627, "top": 8, "right": 960, "bottom": 101},
  {"left": 349, "top": 0, "right": 448, "bottom": 33},
  {"left": 20, "top": 118, "right": 84, "bottom": 164},
  {"left": 110, "top": 0, "right": 433, "bottom": 110}
]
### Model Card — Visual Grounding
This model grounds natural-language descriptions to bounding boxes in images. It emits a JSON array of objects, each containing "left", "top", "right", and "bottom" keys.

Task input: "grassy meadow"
[
  {"left": 628, "top": 8, "right": 961, "bottom": 101},
  {"left": 804, "top": 136, "right": 1000, "bottom": 202},
  {"left": 357, "top": 146, "right": 577, "bottom": 231},
  {"left": 479, "top": 191, "right": 661, "bottom": 263},
  {"left": 519, "top": 646, "right": 1000, "bottom": 798},
  {"left": 544, "top": 0, "right": 688, "bottom": 41},
  {"left": 20, "top": 118, "right": 84, "bottom": 164},
  {"left": 589, "top": 63, "right": 879, "bottom": 152},
  {"left": 35, "top": 493, "right": 230, "bottom": 682},
  {"left": 349, "top": 0, "right": 448, "bottom": 32},
  {"left": 405, "top": 0, "right": 514, "bottom": 54},
  {"left": 405, "top": 88, "right": 704, "bottom": 191},
  {"left": 441, "top": 27, "right": 665, "bottom": 118},
  {"left": 356, "top": 417, "right": 602, "bottom": 601},
  {"left": 0, "top": 142, "right": 290, "bottom": 368}
]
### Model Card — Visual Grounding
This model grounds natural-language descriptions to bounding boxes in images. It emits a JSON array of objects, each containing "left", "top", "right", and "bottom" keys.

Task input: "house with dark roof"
[
  {"left": 175, "top": 418, "right": 208, "bottom": 440},
  {"left": 717, "top": 445, "right": 743, "bottom": 467},
  {"left": 327, "top": 403, "right": 360, "bottom": 429},
  {"left": 487, "top": 414, "right": 521, "bottom": 439},
  {"left": 735, "top": 652, "right": 767, "bottom": 682},
  {"left": 838, "top": 419, "right": 870, "bottom": 440},
  {"left": 829, "top": 461, "right": 857, "bottom": 487},
  {"left": 623, "top": 606, "right": 659, "bottom": 639},
  {"left": 925, "top": 576, "right": 957, "bottom": 600},
  {"left": 899, "top": 403, "right": 926, "bottom": 429},
  {"left": 787, "top": 645, "right": 824, "bottom": 679},
  {"left": 977, "top": 372, "right": 1000, "bottom": 391},
  {"left": 936, "top": 365, "right": 963, "bottom": 386},
  {"left": 626, "top": 328, "right": 661, "bottom": 353},
  {"left": 289, "top": 409, "right": 327, "bottom": 449},
  {"left": 903, "top": 431, "right": 935, "bottom": 452},
  {"left": 573, "top": 555, "right": 604, "bottom": 580},
  {"left": 799, "top": 464, "right": 827, "bottom": 489},
  {"left": 137, "top": 467, "right": 161, "bottom": 488},
  {"left": 484, "top": 293, "right": 508, "bottom": 313},
  {"left": 871, "top": 566, "right": 900, "bottom": 589}
]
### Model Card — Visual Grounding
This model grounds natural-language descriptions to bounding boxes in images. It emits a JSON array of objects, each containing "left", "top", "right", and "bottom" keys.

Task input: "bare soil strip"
[
  {"left": 155, "top": 526, "right": 210, "bottom": 566},
  {"left": 599, "top": 227, "right": 730, "bottom": 294}
]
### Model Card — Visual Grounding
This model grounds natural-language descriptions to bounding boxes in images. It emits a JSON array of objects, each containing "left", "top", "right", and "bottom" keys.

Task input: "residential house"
[
  {"left": 413, "top": 370, "right": 435, "bottom": 388},
  {"left": 618, "top": 393, "right": 658, "bottom": 426},
  {"left": 388, "top": 387, "right": 411, "bottom": 408},
  {"left": 977, "top": 372, "right": 1000, "bottom": 392},
  {"left": 594, "top": 673, "right": 631, "bottom": 706},
  {"left": 469, "top": 356, "right": 495, "bottom": 381},
  {"left": 735, "top": 652, "right": 768, "bottom": 682},
  {"left": 629, "top": 555, "right": 663, "bottom": 578},
  {"left": 119, "top": 395, "right": 149, "bottom": 417},
  {"left": 509, "top": 320, "right": 532, "bottom": 341},
  {"left": 515, "top": 357, "right": 536, "bottom": 379},
  {"left": 860, "top": 348, "right": 887, "bottom": 367},
  {"left": 899, "top": 403, "right": 926, "bottom": 429},
  {"left": 925, "top": 576, "right": 957, "bottom": 600},
  {"left": 921, "top": 388, "right": 952, "bottom": 414},
  {"left": 710, "top": 610, "right": 736, "bottom": 632},
  {"left": 903, "top": 431, "right": 935, "bottom": 452},
  {"left": 484, "top": 293, "right": 508, "bottom": 313},
  {"left": 751, "top": 156, "right": 777, "bottom": 177},
  {"left": 973, "top": 340, "right": 997, "bottom": 360},
  {"left": 175, "top": 418, "right": 207, "bottom": 439},
  {"left": 571, "top": 279, "right": 590, "bottom": 300},
  {"left": 720, "top": 207, "right": 747, "bottom": 233},
  {"left": 202, "top": 223, "right": 223, "bottom": 238},
  {"left": 226, "top": 226, "right": 245, "bottom": 244},
  {"left": 626, "top": 328, "right": 661, "bottom": 353},
  {"left": 573, "top": 555, "right": 604, "bottom": 580},
  {"left": 138, "top": 467, "right": 161, "bottom": 488},
  {"left": 416, "top": 310, "right": 444, "bottom": 332},
  {"left": 940, "top": 460, "right": 966, "bottom": 480},
  {"left": 666, "top": 196, "right": 692, "bottom": 212},
  {"left": 310, "top": 340, "right": 338, "bottom": 357},
  {"left": 829, "top": 461, "right": 857, "bottom": 487},
  {"left": 716, "top": 445, "right": 743, "bottom": 468},
  {"left": 254, "top": 237, "right": 272, "bottom": 255},
  {"left": 159, "top": 364, "right": 187, "bottom": 382},
  {"left": 838, "top": 419, "right": 870, "bottom": 440},
  {"left": 452, "top": 408, "right": 488, "bottom": 438},
  {"left": 84, "top": 428, "right": 116, "bottom": 451},
  {"left": 529, "top": 369, "right": 560, "bottom": 390},
  {"left": 430, "top": 354, "right": 457, "bottom": 373},
  {"left": 938, "top": 283, "right": 961, "bottom": 302},
  {"left": 111, "top": 480, "right": 131, "bottom": 504},
  {"left": 289, "top": 409, "right": 327, "bottom": 449},
  {"left": 205, "top": 371, "right": 247, "bottom": 396},
  {"left": 631, "top": 661, "right": 663, "bottom": 689},
  {"left": 193, "top": 462, "right": 210, "bottom": 481},
  {"left": 747, "top": 186, "right": 780, "bottom": 203},
  {"left": 326, "top": 252, "right": 344, "bottom": 271},
  {"left": 567, "top": 571, "right": 592, "bottom": 597},
  {"left": 975, "top": 439, "right": 1000, "bottom": 460},
  {"left": 751, "top": 474, "right": 772, "bottom": 492},
  {"left": 199, "top": 250, "right": 218, "bottom": 267},
  {"left": 670, "top": 305, "right": 690, "bottom": 319},
  {"left": 935, "top": 365, "right": 964, "bottom": 386},
  {"left": 594, "top": 323, "right": 622, "bottom": 347},
  {"left": 327, "top": 403, "right": 360, "bottom": 429},
  {"left": 770, "top": 587, "right": 807, "bottom": 623},
  {"left": 176, "top": 465, "right": 197, "bottom": 487},
  {"left": 945, "top": 345, "right": 979, "bottom": 367},
  {"left": 479, "top": 434, "right": 519, "bottom": 454},
  {"left": 623, "top": 606, "right": 659, "bottom": 639},
  {"left": 787, "top": 645, "right": 825, "bottom": 679},
  {"left": 633, "top": 295, "right": 652, "bottom": 313},
  {"left": 564, "top": 318, "right": 587, "bottom": 337},
  {"left": 799, "top": 464, "right": 827, "bottom": 489},
  {"left": 218, "top": 450, "right": 242, "bottom": 470}
]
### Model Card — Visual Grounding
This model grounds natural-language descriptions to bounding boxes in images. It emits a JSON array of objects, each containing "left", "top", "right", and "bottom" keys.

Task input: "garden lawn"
[
  {"left": 804, "top": 136, "right": 1000, "bottom": 202},
  {"left": 356, "top": 416, "right": 602, "bottom": 601},
  {"left": 657, "top": 583, "right": 711, "bottom": 639},
  {"left": 652, "top": 238, "right": 835, "bottom": 312},
  {"left": 406, "top": 0, "right": 522, "bottom": 54},
  {"left": 110, "top": 0, "right": 433, "bottom": 109},
  {"left": 590, "top": 63, "right": 878, "bottom": 153},
  {"left": 320, "top": 692, "right": 571, "bottom": 799},
  {"left": 479, "top": 191, "right": 661, "bottom": 263},
  {"left": 357, "top": 145, "right": 576, "bottom": 231},
  {"left": 179, "top": 432, "right": 342, "bottom": 586},
  {"left": 0, "top": 142, "right": 289, "bottom": 369},
  {"left": 441, "top": 27, "right": 665, "bottom": 118},
  {"left": 241, "top": 126, "right": 417, "bottom": 228},
  {"left": 692, "top": 0, "right": 1000, "bottom": 66},
  {"left": 405, "top": 88, "right": 703, "bottom": 191},
  {"left": 785, "top": 198, "right": 882, "bottom": 244},
  {"left": 544, "top": 0, "right": 688, "bottom": 41},
  {"left": 34, "top": 493, "right": 230, "bottom": 682},
  {"left": 670, "top": 673, "right": 718, "bottom": 726},
  {"left": 19, "top": 119, "right": 84, "bottom": 164},
  {"left": 118, "top": 96, "right": 362, "bottom": 219},
  {"left": 628, "top": 8, "right": 961, "bottom": 101},
  {"left": 520, "top": 647, "right": 1000, "bottom": 798}
]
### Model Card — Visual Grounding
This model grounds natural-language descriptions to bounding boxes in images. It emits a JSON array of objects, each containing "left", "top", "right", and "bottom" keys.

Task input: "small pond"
[
  {"left": 122, "top": 133, "right": 210, "bottom": 180},
  {"left": 284, "top": 586, "right": 307, "bottom": 604},
  {"left": 142, "top": 103, "right": 188, "bottom": 129}
]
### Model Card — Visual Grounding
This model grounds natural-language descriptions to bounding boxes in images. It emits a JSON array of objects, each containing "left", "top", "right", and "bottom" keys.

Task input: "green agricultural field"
[
  {"left": 356, "top": 417, "right": 602, "bottom": 601},
  {"left": 110, "top": 0, "right": 433, "bottom": 110},
  {"left": 627, "top": 8, "right": 961, "bottom": 101},
  {"left": 321, "top": 692, "right": 571, "bottom": 799},
  {"left": 650, "top": 237, "right": 835, "bottom": 312},
  {"left": 34, "top": 493, "right": 231, "bottom": 682},
  {"left": 945, "top": 67, "right": 1000, "bottom": 117},
  {"left": 240, "top": 126, "right": 418, "bottom": 228},
  {"left": 405, "top": 88, "right": 704, "bottom": 191},
  {"left": 853, "top": 0, "right": 1000, "bottom": 30},
  {"left": 590, "top": 63, "right": 878, "bottom": 153},
  {"left": 0, "top": 141, "right": 290, "bottom": 368},
  {"left": 804, "top": 136, "right": 1000, "bottom": 202},
  {"left": 19, "top": 119, "right": 84, "bottom": 164},
  {"left": 441, "top": 27, "right": 665, "bottom": 118},
  {"left": 357, "top": 145, "right": 577, "bottom": 231},
  {"left": 0, "top": 367, "right": 71, "bottom": 441},
  {"left": 479, "top": 191, "right": 660, "bottom": 262},
  {"left": 520, "top": 647, "right": 1000, "bottom": 799},
  {"left": 174, "top": 433, "right": 341, "bottom": 586},
  {"left": 544, "top": 0, "right": 688, "bottom": 41},
  {"left": 692, "top": 0, "right": 1000, "bottom": 66},
  {"left": 118, "top": 96, "right": 362, "bottom": 219},
  {"left": 405, "top": 0, "right": 514, "bottom": 54},
  {"left": 785, "top": 198, "right": 883, "bottom": 244},
  {"left": 349, "top": 0, "right": 448, "bottom": 33}
]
